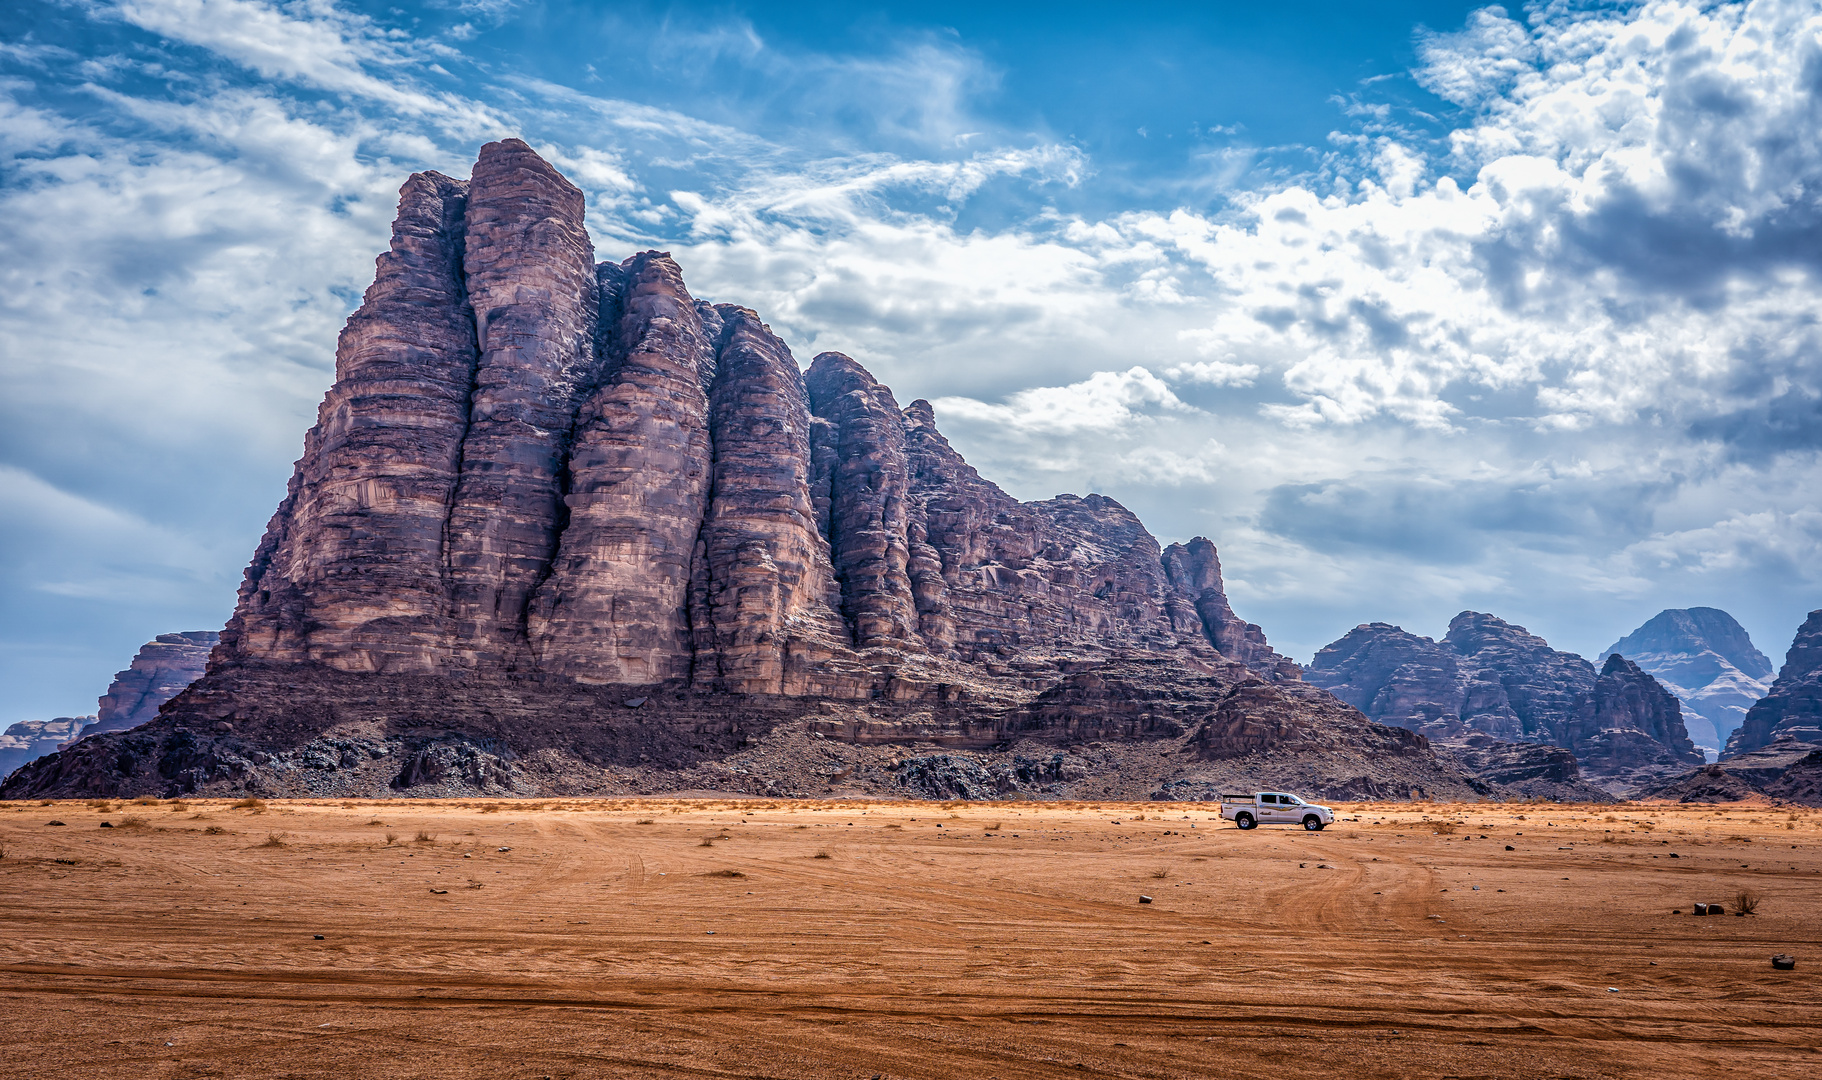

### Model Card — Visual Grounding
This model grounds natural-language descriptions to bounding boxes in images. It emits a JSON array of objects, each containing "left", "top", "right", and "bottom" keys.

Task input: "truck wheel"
[
  {"left": 1235, "top": 813, "right": 1255, "bottom": 830},
  {"left": 1303, "top": 816, "right": 1324, "bottom": 831}
]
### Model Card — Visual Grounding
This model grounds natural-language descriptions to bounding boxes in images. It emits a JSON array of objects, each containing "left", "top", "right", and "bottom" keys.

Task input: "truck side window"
[{"left": 1260, "top": 794, "right": 1277, "bottom": 804}]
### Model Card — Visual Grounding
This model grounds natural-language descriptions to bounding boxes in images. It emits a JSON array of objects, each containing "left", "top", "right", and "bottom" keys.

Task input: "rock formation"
[
  {"left": 3, "top": 140, "right": 1490, "bottom": 803},
  {"left": 85, "top": 631, "right": 220, "bottom": 739},
  {"left": 1641, "top": 737, "right": 1822, "bottom": 805},
  {"left": 1724, "top": 609, "right": 1822, "bottom": 756},
  {"left": 0, "top": 717, "right": 90, "bottom": 781},
  {"left": 1602, "top": 608, "right": 1773, "bottom": 757},
  {"left": 1306, "top": 615, "right": 1702, "bottom": 794}
]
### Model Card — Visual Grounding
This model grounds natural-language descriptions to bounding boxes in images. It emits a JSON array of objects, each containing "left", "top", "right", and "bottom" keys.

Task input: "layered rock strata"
[
  {"left": 1724, "top": 609, "right": 1822, "bottom": 756},
  {"left": 1306, "top": 616, "right": 1702, "bottom": 794},
  {"left": 1603, "top": 608, "right": 1773, "bottom": 757},
  {"left": 4, "top": 140, "right": 1479, "bottom": 802},
  {"left": 87, "top": 632, "right": 220, "bottom": 739}
]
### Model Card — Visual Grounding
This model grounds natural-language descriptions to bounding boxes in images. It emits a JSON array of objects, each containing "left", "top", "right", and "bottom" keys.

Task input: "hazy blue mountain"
[{"left": 1603, "top": 608, "right": 1773, "bottom": 760}]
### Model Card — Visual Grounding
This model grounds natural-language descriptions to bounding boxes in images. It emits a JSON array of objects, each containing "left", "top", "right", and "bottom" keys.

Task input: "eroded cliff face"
[
  {"left": 2, "top": 140, "right": 1492, "bottom": 803},
  {"left": 1306, "top": 615, "right": 1701, "bottom": 794},
  {"left": 87, "top": 632, "right": 220, "bottom": 739},
  {"left": 1725, "top": 609, "right": 1822, "bottom": 755}
]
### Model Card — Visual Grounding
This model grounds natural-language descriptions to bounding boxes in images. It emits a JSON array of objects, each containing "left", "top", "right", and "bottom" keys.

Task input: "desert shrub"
[
  {"left": 118, "top": 816, "right": 151, "bottom": 830},
  {"left": 413, "top": 830, "right": 434, "bottom": 843},
  {"left": 384, "top": 832, "right": 398, "bottom": 845},
  {"left": 1432, "top": 822, "right": 1460, "bottom": 835},
  {"left": 231, "top": 797, "right": 267, "bottom": 812},
  {"left": 699, "top": 838, "right": 715, "bottom": 847},
  {"left": 1150, "top": 869, "right": 1168, "bottom": 879},
  {"left": 884, "top": 823, "right": 903, "bottom": 829},
  {"left": 168, "top": 801, "right": 188, "bottom": 812},
  {"left": 480, "top": 804, "right": 501, "bottom": 813},
  {"left": 704, "top": 869, "right": 746, "bottom": 878},
  {"left": 260, "top": 833, "right": 287, "bottom": 848},
  {"left": 1736, "top": 889, "right": 1762, "bottom": 915},
  {"left": 813, "top": 850, "right": 832, "bottom": 860},
  {"left": 635, "top": 819, "right": 654, "bottom": 825},
  {"left": 986, "top": 822, "right": 1003, "bottom": 831},
  {"left": 133, "top": 797, "right": 159, "bottom": 806},
  {"left": 87, "top": 800, "right": 113, "bottom": 812},
  {"left": 0, "top": 841, "right": 8, "bottom": 859},
  {"left": 204, "top": 825, "right": 227, "bottom": 836},
  {"left": 365, "top": 819, "right": 384, "bottom": 827}
]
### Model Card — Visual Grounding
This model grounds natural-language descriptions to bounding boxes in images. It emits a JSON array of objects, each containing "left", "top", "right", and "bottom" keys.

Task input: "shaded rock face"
[
  {"left": 1432, "top": 733, "right": 1613, "bottom": 803},
  {"left": 8, "top": 140, "right": 1483, "bottom": 804},
  {"left": 88, "top": 632, "right": 221, "bottom": 739},
  {"left": 1306, "top": 615, "right": 1702, "bottom": 794},
  {"left": 1724, "top": 609, "right": 1822, "bottom": 756},
  {"left": 0, "top": 717, "right": 91, "bottom": 781},
  {"left": 1603, "top": 608, "right": 1773, "bottom": 757}
]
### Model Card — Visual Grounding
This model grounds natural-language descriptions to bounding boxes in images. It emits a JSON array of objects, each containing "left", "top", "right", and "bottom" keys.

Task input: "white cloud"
[{"left": 933, "top": 366, "right": 1193, "bottom": 435}]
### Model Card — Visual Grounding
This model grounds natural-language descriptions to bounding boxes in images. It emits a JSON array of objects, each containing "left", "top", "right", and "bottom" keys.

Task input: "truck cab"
[{"left": 1220, "top": 792, "right": 1335, "bottom": 831}]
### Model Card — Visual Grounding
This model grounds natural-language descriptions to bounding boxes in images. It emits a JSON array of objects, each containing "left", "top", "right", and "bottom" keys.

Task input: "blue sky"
[{"left": 4, "top": 0, "right": 1822, "bottom": 721}]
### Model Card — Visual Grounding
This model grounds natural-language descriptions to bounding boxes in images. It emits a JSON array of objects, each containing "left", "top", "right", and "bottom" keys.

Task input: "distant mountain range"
[{"left": 1602, "top": 608, "right": 1773, "bottom": 760}]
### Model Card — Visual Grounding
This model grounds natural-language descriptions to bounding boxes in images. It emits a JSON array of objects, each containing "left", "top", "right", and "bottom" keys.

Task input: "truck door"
[
  {"left": 1266, "top": 794, "right": 1294, "bottom": 823},
  {"left": 1258, "top": 794, "right": 1282, "bottom": 822}
]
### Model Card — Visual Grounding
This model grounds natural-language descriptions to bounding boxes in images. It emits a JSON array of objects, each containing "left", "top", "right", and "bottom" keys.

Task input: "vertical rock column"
[
  {"left": 223, "top": 171, "right": 477, "bottom": 671},
  {"left": 529, "top": 253, "right": 716, "bottom": 683},
  {"left": 690, "top": 309, "right": 850, "bottom": 693},
  {"left": 804, "top": 352, "right": 922, "bottom": 650},
  {"left": 443, "top": 139, "right": 599, "bottom": 668}
]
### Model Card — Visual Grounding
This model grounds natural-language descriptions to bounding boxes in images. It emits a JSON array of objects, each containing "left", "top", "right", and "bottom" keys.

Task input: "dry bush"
[
  {"left": 168, "top": 801, "right": 188, "bottom": 812},
  {"left": 635, "top": 819, "right": 654, "bottom": 825},
  {"left": 117, "top": 816, "right": 151, "bottom": 830},
  {"left": 1432, "top": 822, "right": 1460, "bottom": 835},
  {"left": 884, "top": 823, "right": 903, "bottom": 829},
  {"left": 413, "top": 830, "right": 434, "bottom": 843},
  {"left": 0, "top": 841, "right": 8, "bottom": 860},
  {"left": 260, "top": 833, "right": 287, "bottom": 848},
  {"left": 365, "top": 819, "right": 384, "bottom": 827},
  {"left": 699, "top": 838, "right": 715, "bottom": 847},
  {"left": 87, "top": 800, "right": 113, "bottom": 812},
  {"left": 384, "top": 832, "right": 398, "bottom": 845},
  {"left": 1150, "top": 868, "right": 1169, "bottom": 879},
  {"left": 1604, "top": 814, "right": 1618, "bottom": 822},
  {"left": 1132, "top": 814, "right": 1147, "bottom": 821},
  {"left": 204, "top": 825, "right": 228, "bottom": 835},
  {"left": 704, "top": 869, "right": 746, "bottom": 878},
  {"left": 813, "top": 850, "right": 833, "bottom": 860},
  {"left": 1736, "top": 889, "right": 1762, "bottom": 915},
  {"left": 480, "top": 804, "right": 501, "bottom": 813},
  {"left": 133, "top": 796, "right": 159, "bottom": 806},
  {"left": 986, "top": 822, "right": 1003, "bottom": 831},
  {"left": 231, "top": 797, "right": 267, "bottom": 812}
]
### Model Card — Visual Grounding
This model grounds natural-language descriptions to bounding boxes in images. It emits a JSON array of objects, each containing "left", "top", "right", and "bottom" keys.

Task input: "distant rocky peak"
[
  {"left": 1603, "top": 607, "right": 1773, "bottom": 680},
  {"left": 1602, "top": 607, "right": 1775, "bottom": 758}
]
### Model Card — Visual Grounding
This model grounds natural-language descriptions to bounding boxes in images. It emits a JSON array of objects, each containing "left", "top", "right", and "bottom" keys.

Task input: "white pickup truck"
[{"left": 1220, "top": 792, "right": 1335, "bottom": 831}]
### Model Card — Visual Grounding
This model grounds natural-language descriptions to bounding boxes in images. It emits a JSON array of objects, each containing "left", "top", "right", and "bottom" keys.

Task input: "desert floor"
[{"left": 1, "top": 797, "right": 1817, "bottom": 1079}]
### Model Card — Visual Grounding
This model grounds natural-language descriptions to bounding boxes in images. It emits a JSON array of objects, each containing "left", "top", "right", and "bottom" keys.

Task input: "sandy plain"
[{"left": 0, "top": 797, "right": 1817, "bottom": 1080}]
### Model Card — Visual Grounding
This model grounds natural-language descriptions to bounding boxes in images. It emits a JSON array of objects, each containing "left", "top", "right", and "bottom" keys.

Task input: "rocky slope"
[
  {"left": 82, "top": 631, "right": 220, "bottom": 741},
  {"left": 0, "top": 717, "right": 90, "bottom": 781},
  {"left": 1641, "top": 736, "right": 1822, "bottom": 805},
  {"left": 2, "top": 140, "right": 1485, "bottom": 804},
  {"left": 1601, "top": 608, "right": 1773, "bottom": 758},
  {"left": 1724, "top": 609, "right": 1822, "bottom": 756},
  {"left": 1306, "top": 615, "right": 1702, "bottom": 795}
]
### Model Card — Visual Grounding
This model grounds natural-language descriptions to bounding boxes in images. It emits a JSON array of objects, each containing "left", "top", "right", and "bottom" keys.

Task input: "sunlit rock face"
[
  {"left": 1307, "top": 615, "right": 1703, "bottom": 794},
  {"left": 88, "top": 632, "right": 220, "bottom": 739},
  {"left": 1602, "top": 607, "right": 1774, "bottom": 759}
]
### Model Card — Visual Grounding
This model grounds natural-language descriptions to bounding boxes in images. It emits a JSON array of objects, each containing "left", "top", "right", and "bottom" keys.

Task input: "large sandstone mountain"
[
  {"left": 1306, "top": 614, "right": 1701, "bottom": 796},
  {"left": 1723, "top": 609, "right": 1822, "bottom": 756},
  {"left": 1601, "top": 608, "right": 1772, "bottom": 758},
  {"left": 2, "top": 140, "right": 1486, "bottom": 803}
]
